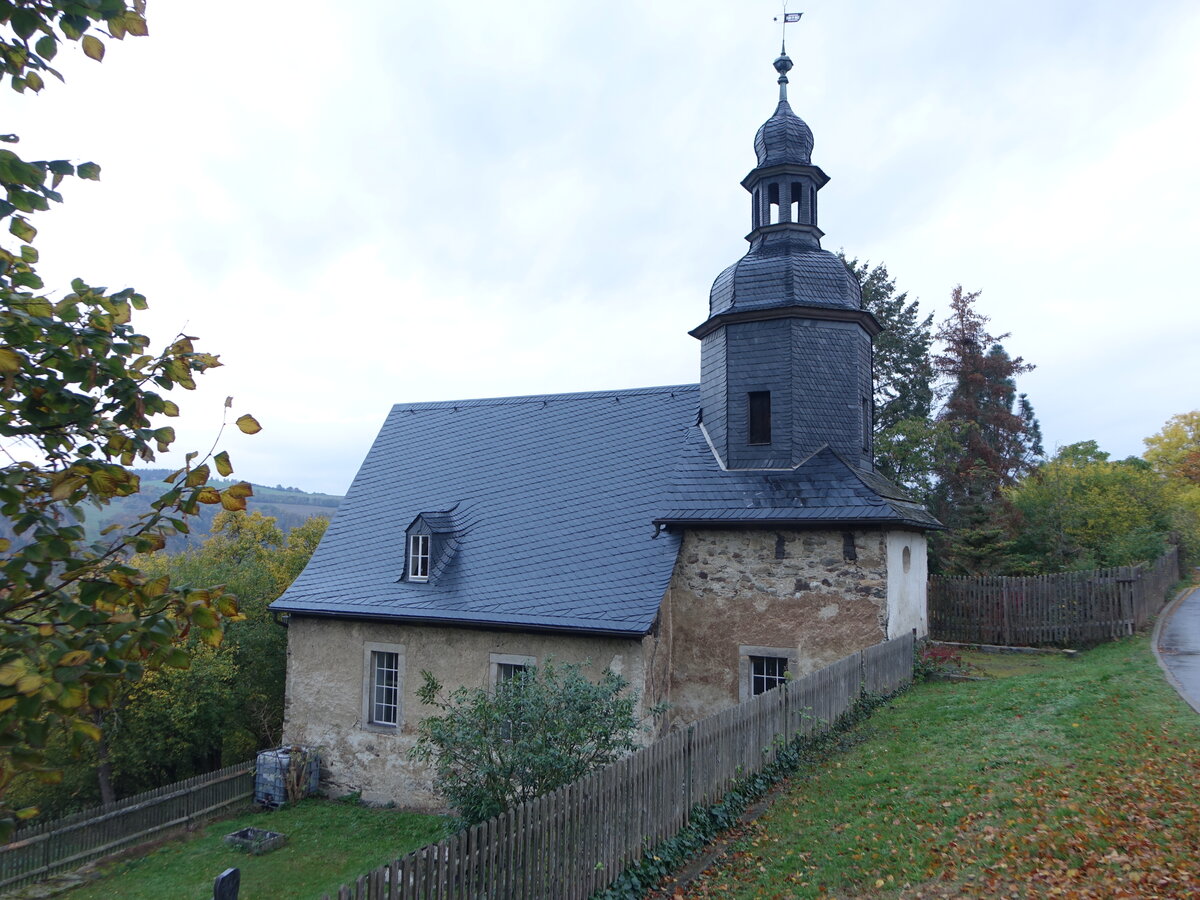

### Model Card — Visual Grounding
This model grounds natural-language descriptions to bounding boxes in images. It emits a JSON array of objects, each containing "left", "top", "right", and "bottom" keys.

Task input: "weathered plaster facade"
[
  {"left": 282, "top": 617, "right": 652, "bottom": 809},
  {"left": 660, "top": 527, "right": 925, "bottom": 724},
  {"left": 886, "top": 530, "right": 928, "bottom": 638}
]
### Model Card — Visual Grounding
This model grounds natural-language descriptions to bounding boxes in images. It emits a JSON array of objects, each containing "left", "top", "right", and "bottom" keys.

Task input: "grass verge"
[
  {"left": 678, "top": 635, "right": 1200, "bottom": 898},
  {"left": 62, "top": 799, "right": 447, "bottom": 900}
]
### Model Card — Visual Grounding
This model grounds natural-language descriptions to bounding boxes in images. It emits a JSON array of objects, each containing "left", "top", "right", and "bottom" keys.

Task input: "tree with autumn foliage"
[
  {"left": 1143, "top": 411, "right": 1200, "bottom": 485},
  {"left": 0, "top": 1, "right": 256, "bottom": 835},
  {"left": 930, "top": 286, "right": 1043, "bottom": 573}
]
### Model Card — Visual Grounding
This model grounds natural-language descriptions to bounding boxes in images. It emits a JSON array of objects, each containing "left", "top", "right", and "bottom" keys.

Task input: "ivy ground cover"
[{"left": 678, "top": 637, "right": 1200, "bottom": 898}]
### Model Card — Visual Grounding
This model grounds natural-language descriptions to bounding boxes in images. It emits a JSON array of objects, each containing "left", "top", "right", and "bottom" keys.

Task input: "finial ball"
[{"left": 773, "top": 53, "right": 793, "bottom": 76}]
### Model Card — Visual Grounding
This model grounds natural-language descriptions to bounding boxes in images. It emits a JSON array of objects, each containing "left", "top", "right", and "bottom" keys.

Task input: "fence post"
[{"left": 1002, "top": 578, "right": 1012, "bottom": 646}]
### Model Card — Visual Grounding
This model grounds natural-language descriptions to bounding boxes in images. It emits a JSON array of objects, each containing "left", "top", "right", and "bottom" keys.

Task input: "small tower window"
[
  {"left": 862, "top": 397, "right": 870, "bottom": 453},
  {"left": 752, "top": 188, "right": 761, "bottom": 228},
  {"left": 748, "top": 391, "right": 772, "bottom": 445},
  {"left": 767, "top": 183, "right": 780, "bottom": 224},
  {"left": 790, "top": 182, "right": 802, "bottom": 222}
]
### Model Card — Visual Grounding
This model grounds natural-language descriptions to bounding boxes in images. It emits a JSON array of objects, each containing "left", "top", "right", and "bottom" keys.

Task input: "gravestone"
[{"left": 214, "top": 867, "right": 240, "bottom": 900}]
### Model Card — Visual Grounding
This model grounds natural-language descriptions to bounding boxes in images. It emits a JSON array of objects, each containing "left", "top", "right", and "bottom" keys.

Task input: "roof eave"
[
  {"left": 273, "top": 607, "right": 654, "bottom": 639},
  {"left": 690, "top": 303, "right": 881, "bottom": 341},
  {"left": 653, "top": 514, "right": 944, "bottom": 531}
]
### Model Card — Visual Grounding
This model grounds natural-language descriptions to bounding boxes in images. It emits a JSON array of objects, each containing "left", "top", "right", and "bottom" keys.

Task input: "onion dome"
[{"left": 753, "top": 52, "right": 814, "bottom": 166}]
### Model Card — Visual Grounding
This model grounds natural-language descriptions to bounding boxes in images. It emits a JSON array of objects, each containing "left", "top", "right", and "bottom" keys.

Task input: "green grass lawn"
[
  {"left": 64, "top": 799, "right": 447, "bottom": 900},
  {"left": 680, "top": 634, "right": 1200, "bottom": 898}
]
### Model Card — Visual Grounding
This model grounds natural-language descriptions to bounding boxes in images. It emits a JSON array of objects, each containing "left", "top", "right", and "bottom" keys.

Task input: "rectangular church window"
[
  {"left": 748, "top": 391, "right": 772, "bottom": 445},
  {"left": 370, "top": 650, "right": 400, "bottom": 726}
]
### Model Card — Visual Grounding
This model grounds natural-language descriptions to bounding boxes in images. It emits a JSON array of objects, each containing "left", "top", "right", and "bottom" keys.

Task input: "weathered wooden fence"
[
  {"left": 0, "top": 759, "right": 253, "bottom": 892},
  {"left": 324, "top": 634, "right": 914, "bottom": 900},
  {"left": 929, "top": 546, "right": 1181, "bottom": 647}
]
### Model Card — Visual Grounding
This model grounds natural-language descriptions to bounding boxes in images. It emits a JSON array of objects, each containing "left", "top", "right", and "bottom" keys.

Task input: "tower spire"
[
  {"left": 771, "top": 7, "right": 801, "bottom": 101},
  {"left": 774, "top": 48, "right": 793, "bottom": 102},
  {"left": 691, "top": 19, "right": 878, "bottom": 472}
]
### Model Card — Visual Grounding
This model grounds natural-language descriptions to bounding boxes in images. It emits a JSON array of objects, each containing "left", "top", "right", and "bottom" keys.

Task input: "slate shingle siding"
[
  {"left": 699, "top": 328, "right": 727, "bottom": 457},
  {"left": 788, "top": 319, "right": 872, "bottom": 468}
]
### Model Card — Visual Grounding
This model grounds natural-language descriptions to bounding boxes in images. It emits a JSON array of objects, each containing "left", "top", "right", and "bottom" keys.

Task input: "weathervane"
[{"left": 773, "top": 2, "right": 802, "bottom": 53}]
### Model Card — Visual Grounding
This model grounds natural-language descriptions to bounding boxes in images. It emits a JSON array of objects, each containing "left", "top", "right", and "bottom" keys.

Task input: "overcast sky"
[{"left": 11, "top": 0, "right": 1200, "bottom": 495}]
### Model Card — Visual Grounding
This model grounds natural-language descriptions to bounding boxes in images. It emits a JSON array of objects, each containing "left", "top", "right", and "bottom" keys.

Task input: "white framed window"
[
  {"left": 490, "top": 653, "right": 535, "bottom": 741},
  {"left": 489, "top": 653, "right": 536, "bottom": 687},
  {"left": 738, "top": 645, "right": 799, "bottom": 702},
  {"left": 362, "top": 642, "right": 405, "bottom": 731},
  {"left": 408, "top": 533, "right": 430, "bottom": 581}
]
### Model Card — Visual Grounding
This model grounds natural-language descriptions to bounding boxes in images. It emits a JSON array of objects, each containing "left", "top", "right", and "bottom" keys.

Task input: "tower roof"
[{"left": 753, "top": 51, "right": 814, "bottom": 167}]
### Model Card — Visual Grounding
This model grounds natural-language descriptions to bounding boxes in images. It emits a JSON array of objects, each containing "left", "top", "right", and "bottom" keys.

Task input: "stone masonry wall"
[
  {"left": 662, "top": 528, "right": 891, "bottom": 725},
  {"left": 282, "top": 617, "right": 648, "bottom": 810}
]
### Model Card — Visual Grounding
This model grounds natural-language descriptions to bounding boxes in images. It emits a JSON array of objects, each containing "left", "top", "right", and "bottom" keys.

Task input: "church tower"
[{"left": 693, "top": 49, "right": 879, "bottom": 470}]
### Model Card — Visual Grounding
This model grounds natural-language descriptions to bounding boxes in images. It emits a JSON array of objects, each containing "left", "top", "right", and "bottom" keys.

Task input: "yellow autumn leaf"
[
  {"left": 235, "top": 414, "right": 261, "bottom": 435},
  {"left": 58, "top": 684, "right": 86, "bottom": 708},
  {"left": 219, "top": 490, "right": 247, "bottom": 511},
  {"left": 58, "top": 650, "right": 91, "bottom": 667},
  {"left": 73, "top": 719, "right": 102, "bottom": 741},
  {"left": 81, "top": 34, "right": 104, "bottom": 61},
  {"left": 0, "top": 661, "right": 25, "bottom": 686}
]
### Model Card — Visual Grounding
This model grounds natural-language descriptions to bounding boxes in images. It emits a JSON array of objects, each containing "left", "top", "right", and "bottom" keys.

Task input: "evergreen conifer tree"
[{"left": 931, "top": 286, "right": 1042, "bottom": 573}]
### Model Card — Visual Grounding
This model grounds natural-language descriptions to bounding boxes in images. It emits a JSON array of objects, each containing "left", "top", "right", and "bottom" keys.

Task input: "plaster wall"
[
  {"left": 663, "top": 527, "right": 893, "bottom": 724},
  {"left": 886, "top": 530, "right": 928, "bottom": 638},
  {"left": 282, "top": 617, "right": 649, "bottom": 810}
]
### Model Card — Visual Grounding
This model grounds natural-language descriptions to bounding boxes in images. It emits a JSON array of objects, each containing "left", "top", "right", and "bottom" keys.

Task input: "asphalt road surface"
[{"left": 1156, "top": 585, "right": 1200, "bottom": 714}]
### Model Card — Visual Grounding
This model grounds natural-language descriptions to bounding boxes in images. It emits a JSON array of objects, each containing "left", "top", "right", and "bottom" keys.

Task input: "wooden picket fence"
[
  {"left": 323, "top": 634, "right": 914, "bottom": 900},
  {"left": 928, "top": 546, "right": 1181, "bottom": 647},
  {"left": 0, "top": 759, "right": 254, "bottom": 892}
]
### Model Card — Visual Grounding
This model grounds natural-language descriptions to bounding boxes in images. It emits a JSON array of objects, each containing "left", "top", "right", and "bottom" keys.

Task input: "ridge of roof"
[{"left": 391, "top": 383, "right": 698, "bottom": 413}]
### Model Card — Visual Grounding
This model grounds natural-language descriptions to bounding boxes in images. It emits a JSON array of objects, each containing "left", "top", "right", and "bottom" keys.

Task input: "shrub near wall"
[{"left": 321, "top": 635, "right": 914, "bottom": 900}]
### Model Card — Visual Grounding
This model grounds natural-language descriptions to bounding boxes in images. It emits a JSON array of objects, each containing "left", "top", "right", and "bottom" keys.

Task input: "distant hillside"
[{"left": 85, "top": 469, "right": 343, "bottom": 552}]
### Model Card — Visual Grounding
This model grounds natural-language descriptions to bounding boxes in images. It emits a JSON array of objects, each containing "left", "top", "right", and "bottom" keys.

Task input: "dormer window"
[
  {"left": 408, "top": 534, "right": 430, "bottom": 581},
  {"left": 402, "top": 506, "right": 463, "bottom": 584}
]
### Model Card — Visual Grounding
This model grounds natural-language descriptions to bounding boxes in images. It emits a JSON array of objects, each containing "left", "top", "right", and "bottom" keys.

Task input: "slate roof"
[
  {"left": 754, "top": 97, "right": 814, "bottom": 167},
  {"left": 708, "top": 236, "right": 863, "bottom": 317},
  {"left": 273, "top": 382, "right": 940, "bottom": 636},
  {"left": 653, "top": 426, "right": 943, "bottom": 530},
  {"left": 270, "top": 386, "right": 700, "bottom": 636}
]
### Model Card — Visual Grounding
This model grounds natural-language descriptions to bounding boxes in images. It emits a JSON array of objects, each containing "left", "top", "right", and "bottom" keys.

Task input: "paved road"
[{"left": 1155, "top": 585, "right": 1200, "bottom": 714}]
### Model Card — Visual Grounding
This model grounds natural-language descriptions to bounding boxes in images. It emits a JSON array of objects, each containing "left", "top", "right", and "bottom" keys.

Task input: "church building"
[{"left": 271, "top": 46, "right": 940, "bottom": 807}]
